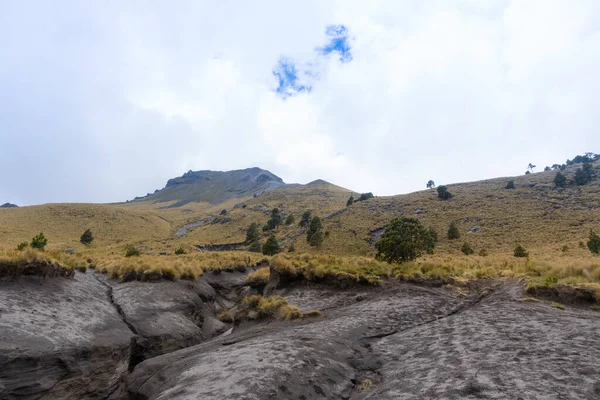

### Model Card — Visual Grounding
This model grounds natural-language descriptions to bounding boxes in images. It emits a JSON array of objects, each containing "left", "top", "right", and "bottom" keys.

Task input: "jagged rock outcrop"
[{"left": 0, "top": 272, "right": 134, "bottom": 399}]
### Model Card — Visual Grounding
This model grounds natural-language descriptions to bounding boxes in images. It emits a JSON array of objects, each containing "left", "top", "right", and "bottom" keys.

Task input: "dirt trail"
[{"left": 127, "top": 279, "right": 600, "bottom": 399}]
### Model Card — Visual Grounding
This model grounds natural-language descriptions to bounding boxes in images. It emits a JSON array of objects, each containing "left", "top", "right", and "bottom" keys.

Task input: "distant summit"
[
  {"left": 0, "top": 203, "right": 18, "bottom": 208},
  {"left": 133, "top": 167, "right": 290, "bottom": 207}
]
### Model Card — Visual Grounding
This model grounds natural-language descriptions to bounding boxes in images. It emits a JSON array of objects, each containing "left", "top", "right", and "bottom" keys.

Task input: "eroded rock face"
[
  {"left": 128, "top": 282, "right": 600, "bottom": 400},
  {"left": 0, "top": 272, "right": 134, "bottom": 399}
]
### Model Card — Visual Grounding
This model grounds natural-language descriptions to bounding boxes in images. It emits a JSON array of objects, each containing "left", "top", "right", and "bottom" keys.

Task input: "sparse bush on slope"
[
  {"left": 375, "top": 217, "right": 435, "bottom": 263},
  {"left": 437, "top": 185, "right": 452, "bottom": 200},
  {"left": 588, "top": 230, "right": 600, "bottom": 254},
  {"left": 80, "top": 229, "right": 94, "bottom": 245},
  {"left": 30, "top": 232, "right": 48, "bottom": 251},
  {"left": 447, "top": 222, "right": 460, "bottom": 240},
  {"left": 262, "top": 235, "right": 281, "bottom": 255}
]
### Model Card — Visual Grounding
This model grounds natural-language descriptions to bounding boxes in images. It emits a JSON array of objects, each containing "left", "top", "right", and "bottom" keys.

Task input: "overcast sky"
[{"left": 1, "top": 1, "right": 599, "bottom": 206}]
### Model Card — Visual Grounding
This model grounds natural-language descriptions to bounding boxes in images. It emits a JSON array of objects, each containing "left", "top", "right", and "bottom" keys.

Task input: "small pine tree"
[
  {"left": 588, "top": 230, "right": 600, "bottom": 254},
  {"left": 309, "top": 229, "right": 324, "bottom": 248},
  {"left": 375, "top": 217, "right": 436, "bottom": 263},
  {"left": 262, "top": 236, "right": 281, "bottom": 255},
  {"left": 80, "top": 229, "right": 94, "bottom": 245},
  {"left": 285, "top": 214, "right": 295, "bottom": 225},
  {"left": 265, "top": 208, "right": 283, "bottom": 231},
  {"left": 554, "top": 172, "right": 567, "bottom": 188},
  {"left": 306, "top": 216, "right": 323, "bottom": 244},
  {"left": 299, "top": 211, "right": 312, "bottom": 227},
  {"left": 514, "top": 245, "right": 528, "bottom": 258},
  {"left": 220, "top": 209, "right": 227, "bottom": 215},
  {"left": 437, "top": 185, "right": 452, "bottom": 200},
  {"left": 16, "top": 242, "right": 28, "bottom": 251},
  {"left": 505, "top": 180, "right": 515, "bottom": 189},
  {"left": 245, "top": 223, "right": 260, "bottom": 244},
  {"left": 426, "top": 180, "right": 435, "bottom": 189},
  {"left": 358, "top": 192, "right": 374, "bottom": 202},
  {"left": 574, "top": 162, "right": 595, "bottom": 185},
  {"left": 447, "top": 222, "right": 460, "bottom": 240},
  {"left": 346, "top": 195, "right": 354, "bottom": 207},
  {"left": 461, "top": 242, "right": 474, "bottom": 255},
  {"left": 30, "top": 232, "right": 48, "bottom": 250},
  {"left": 174, "top": 247, "right": 186, "bottom": 255},
  {"left": 248, "top": 240, "right": 262, "bottom": 253}
]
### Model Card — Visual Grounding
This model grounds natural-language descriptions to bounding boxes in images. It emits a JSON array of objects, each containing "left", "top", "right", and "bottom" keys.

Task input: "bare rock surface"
[
  {"left": 0, "top": 272, "right": 134, "bottom": 399},
  {"left": 128, "top": 281, "right": 600, "bottom": 400}
]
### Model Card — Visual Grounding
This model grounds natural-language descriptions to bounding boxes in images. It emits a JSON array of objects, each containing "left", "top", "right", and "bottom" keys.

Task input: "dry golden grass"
[{"left": 243, "top": 295, "right": 302, "bottom": 321}]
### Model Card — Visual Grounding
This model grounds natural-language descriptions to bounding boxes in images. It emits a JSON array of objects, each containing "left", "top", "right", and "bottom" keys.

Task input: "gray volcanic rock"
[
  {"left": 128, "top": 282, "right": 600, "bottom": 400},
  {"left": 107, "top": 279, "right": 206, "bottom": 366},
  {"left": 0, "top": 272, "right": 134, "bottom": 399}
]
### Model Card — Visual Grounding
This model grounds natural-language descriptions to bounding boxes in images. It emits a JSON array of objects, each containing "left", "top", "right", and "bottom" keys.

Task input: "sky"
[{"left": 1, "top": 0, "right": 600, "bottom": 206}]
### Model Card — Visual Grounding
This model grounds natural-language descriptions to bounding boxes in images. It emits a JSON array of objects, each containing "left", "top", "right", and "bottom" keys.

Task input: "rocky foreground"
[{"left": 1, "top": 269, "right": 599, "bottom": 400}]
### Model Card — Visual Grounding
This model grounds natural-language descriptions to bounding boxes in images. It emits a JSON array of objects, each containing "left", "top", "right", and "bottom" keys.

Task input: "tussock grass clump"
[
  {"left": 246, "top": 267, "right": 270, "bottom": 286},
  {"left": 551, "top": 302, "right": 566, "bottom": 310},
  {"left": 243, "top": 295, "right": 302, "bottom": 321},
  {"left": 217, "top": 311, "right": 234, "bottom": 323},
  {"left": 0, "top": 248, "right": 74, "bottom": 278}
]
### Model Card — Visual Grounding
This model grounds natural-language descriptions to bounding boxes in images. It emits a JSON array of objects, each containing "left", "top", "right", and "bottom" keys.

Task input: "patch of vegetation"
[
  {"left": 307, "top": 216, "right": 324, "bottom": 248},
  {"left": 461, "top": 242, "right": 474, "bottom": 255},
  {"left": 358, "top": 379, "right": 374, "bottom": 392},
  {"left": 447, "top": 222, "right": 460, "bottom": 240},
  {"left": 220, "top": 209, "right": 227, "bottom": 215},
  {"left": 346, "top": 194, "right": 354, "bottom": 206},
  {"left": 285, "top": 214, "right": 295, "bottom": 225},
  {"left": 245, "top": 223, "right": 260, "bottom": 245},
  {"left": 588, "top": 230, "right": 600, "bottom": 254},
  {"left": 427, "top": 180, "right": 435, "bottom": 189},
  {"left": 437, "top": 185, "right": 452, "bottom": 200},
  {"left": 30, "top": 232, "right": 48, "bottom": 251},
  {"left": 375, "top": 217, "right": 436, "bottom": 263},
  {"left": 303, "top": 309, "right": 322, "bottom": 318},
  {"left": 551, "top": 301, "right": 566, "bottom": 310},
  {"left": 356, "top": 192, "right": 374, "bottom": 202},
  {"left": 262, "top": 235, "right": 281, "bottom": 255},
  {"left": 217, "top": 311, "right": 234, "bottom": 323},
  {"left": 80, "top": 229, "right": 94, "bottom": 245},
  {"left": 243, "top": 295, "right": 302, "bottom": 321},
  {"left": 478, "top": 249, "right": 488, "bottom": 257},
  {"left": 299, "top": 210, "right": 312, "bottom": 227},
  {"left": 125, "top": 245, "right": 140, "bottom": 257},
  {"left": 514, "top": 245, "right": 529, "bottom": 258},
  {"left": 174, "top": 247, "right": 186, "bottom": 255},
  {"left": 554, "top": 172, "right": 567, "bottom": 188},
  {"left": 264, "top": 208, "right": 283, "bottom": 231},
  {"left": 505, "top": 180, "right": 515, "bottom": 189},
  {"left": 248, "top": 241, "right": 262, "bottom": 253},
  {"left": 573, "top": 162, "right": 595, "bottom": 185},
  {"left": 561, "top": 245, "right": 569, "bottom": 253},
  {"left": 246, "top": 267, "right": 270, "bottom": 286},
  {"left": 16, "top": 242, "right": 28, "bottom": 251}
]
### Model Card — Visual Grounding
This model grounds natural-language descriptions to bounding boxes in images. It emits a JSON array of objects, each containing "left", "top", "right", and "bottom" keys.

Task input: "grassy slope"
[{"left": 1, "top": 162, "right": 598, "bottom": 262}]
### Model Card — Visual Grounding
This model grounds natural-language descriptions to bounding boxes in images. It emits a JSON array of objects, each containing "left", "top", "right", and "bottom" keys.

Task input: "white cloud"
[{"left": 1, "top": 0, "right": 599, "bottom": 204}]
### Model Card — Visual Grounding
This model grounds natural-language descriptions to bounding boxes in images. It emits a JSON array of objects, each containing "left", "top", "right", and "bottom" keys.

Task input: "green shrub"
[
  {"left": 447, "top": 222, "right": 460, "bottom": 240},
  {"left": 426, "top": 180, "right": 435, "bottom": 189},
  {"left": 262, "top": 235, "right": 281, "bottom": 256},
  {"left": 248, "top": 240, "right": 262, "bottom": 253},
  {"left": 306, "top": 216, "right": 324, "bottom": 248},
  {"left": 16, "top": 242, "right": 29, "bottom": 251},
  {"left": 245, "top": 223, "right": 260, "bottom": 244},
  {"left": 505, "top": 180, "right": 515, "bottom": 189},
  {"left": 80, "top": 229, "right": 94, "bottom": 245},
  {"left": 346, "top": 195, "right": 354, "bottom": 206},
  {"left": 220, "top": 209, "right": 227, "bottom": 215},
  {"left": 554, "top": 171, "right": 567, "bottom": 188},
  {"left": 357, "top": 192, "right": 374, "bottom": 202},
  {"left": 574, "top": 162, "right": 595, "bottom": 185},
  {"left": 299, "top": 211, "right": 312, "bottom": 227},
  {"left": 437, "top": 185, "right": 452, "bottom": 200},
  {"left": 561, "top": 245, "right": 569, "bottom": 253},
  {"left": 125, "top": 245, "right": 140, "bottom": 257},
  {"left": 263, "top": 208, "right": 283, "bottom": 231},
  {"left": 375, "top": 217, "right": 436, "bottom": 263},
  {"left": 579, "top": 241, "right": 586, "bottom": 249},
  {"left": 30, "top": 232, "right": 48, "bottom": 251},
  {"left": 285, "top": 214, "right": 295, "bottom": 225},
  {"left": 588, "top": 230, "right": 600, "bottom": 254},
  {"left": 461, "top": 242, "right": 474, "bottom": 255},
  {"left": 514, "top": 245, "right": 528, "bottom": 258},
  {"left": 174, "top": 247, "right": 186, "bottom": 255}
]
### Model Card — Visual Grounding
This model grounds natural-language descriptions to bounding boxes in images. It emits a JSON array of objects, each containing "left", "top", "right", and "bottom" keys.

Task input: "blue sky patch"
[
  {"left": 272, "top": 58, "right": 311, "bottom": 97},
  {"left": 321, "top": 24, "right": 352, "bottom": 62},
  {"left": 273, "top": 24, "right": 352, "bottom": 98}
]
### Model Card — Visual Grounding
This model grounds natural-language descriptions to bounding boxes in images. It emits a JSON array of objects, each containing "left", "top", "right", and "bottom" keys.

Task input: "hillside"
[
  {"left": 1, "top": 162, "right": 599, "bottom": 260},
  {"left": 132, "top": 167, "right": 293, "bottom": 207}
]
